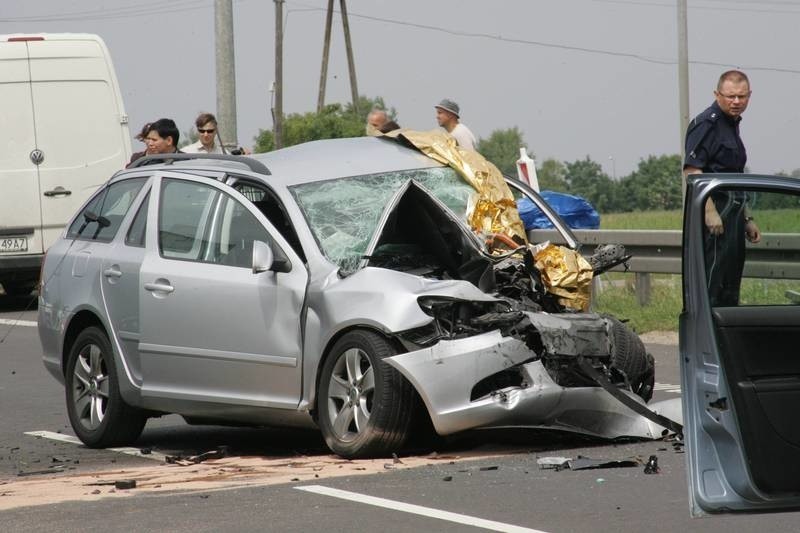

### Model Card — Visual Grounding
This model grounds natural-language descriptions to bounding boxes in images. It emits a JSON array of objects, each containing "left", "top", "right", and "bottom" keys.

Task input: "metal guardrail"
[{"left": 528, "top": 229, "right": 800, "bottom": 280}]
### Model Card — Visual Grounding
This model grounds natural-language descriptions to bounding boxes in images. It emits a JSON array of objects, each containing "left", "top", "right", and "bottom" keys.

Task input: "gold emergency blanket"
[
  {"left": 383, "top": 129, "right": 527, "bottom": 244},
  {"left": 534, "top": 243, "right": 593, "bottom": 311}
]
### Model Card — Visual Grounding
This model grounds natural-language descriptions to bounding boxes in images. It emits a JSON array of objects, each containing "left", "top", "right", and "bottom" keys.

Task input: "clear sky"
[{"left": 3, "top": 0, "right": 800, "bottom": 177}]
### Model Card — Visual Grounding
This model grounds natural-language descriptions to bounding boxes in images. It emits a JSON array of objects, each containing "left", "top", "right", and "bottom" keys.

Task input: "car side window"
[
  {"left": 706, "top": 188, "right": 800, "bottom": 307},
  {"left": 125, "top": 191, "right": 150, "bottom": 247},
  {"left": 159, "top": 179, "right": 219, "bottom": 260},
  {"left": 159, "top": 178, "right": 273, "bottom": 268},
  {"left": 66, "top": 178, "right": 146, "bottom": 242}
]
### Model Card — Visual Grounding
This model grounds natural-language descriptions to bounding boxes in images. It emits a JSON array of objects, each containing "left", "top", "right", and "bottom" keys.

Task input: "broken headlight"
[{"left": 416, "top": 296, "right": 523, "bottom": 339}]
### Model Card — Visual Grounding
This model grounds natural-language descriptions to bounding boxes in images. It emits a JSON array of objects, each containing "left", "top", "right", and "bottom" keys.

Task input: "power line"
[
  {"left": 286, "top": 1, "right": 800, "bottom": 75},
  {"left": 0, "top": 0, "right": 211, "bottom": 23},
  {"left": 587, "top": 0, "right": 800, "bottom": 14}
]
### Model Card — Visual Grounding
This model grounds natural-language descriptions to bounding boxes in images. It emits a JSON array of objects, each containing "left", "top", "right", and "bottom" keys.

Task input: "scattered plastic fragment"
[
  {"left": 568, "top": 456, "right": 638, "bottom": 471},
  {"left": 115, "top": 480, "right": 137, "bottom": 490},
  {"left": 443, "top": 476, "right": 453, "bottom": 482},
  {"left": 537, "top": 457, "right": 571, "bottom": 471},
  {"left": 644, "top": 455, "right": 660, "bottom": 474},
  {"left": 479, "top": 465, "right": 499, "bottom": 471}
]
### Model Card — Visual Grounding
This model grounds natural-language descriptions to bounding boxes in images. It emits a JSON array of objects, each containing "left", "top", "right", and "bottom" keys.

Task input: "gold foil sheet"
[
  {"left": 383, "top": 129, "right": 527, "bottom": 245},
  {"left": 533, "top": 243, "right": 593, "bottom": 311}
]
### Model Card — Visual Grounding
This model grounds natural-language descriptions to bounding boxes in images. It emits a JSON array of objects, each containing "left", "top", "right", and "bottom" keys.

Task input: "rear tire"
[
  {"left": 605, "top": 316, "right": 655, "bottom": 403},
  {"left": 317, "top": 330, "right": 414, "bottom": 458},
  {"left": 65, "top": 327, "right": 147, "bottom": 447}
]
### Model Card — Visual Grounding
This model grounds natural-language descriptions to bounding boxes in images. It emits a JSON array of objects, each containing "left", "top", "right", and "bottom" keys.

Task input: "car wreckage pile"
[{"left": 359, "top": 130, "right": 678, "bottom": 445}]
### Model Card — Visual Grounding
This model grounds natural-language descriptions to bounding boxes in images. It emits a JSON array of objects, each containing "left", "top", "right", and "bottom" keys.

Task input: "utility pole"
[
  {"left": 340, "top": 0, "right": 359, "bottom": 113},
  {"left": 317, "top": 0, "right": 334, "bottom": 113},
  {"left": 215, "top": 0, "right": 238, "bottom": 149},
  {"left": 274, "top": 0, "right": 284, "bottom": 149},
  {"left": 677, "top": 0, "right": 690, "bottom": 191}
]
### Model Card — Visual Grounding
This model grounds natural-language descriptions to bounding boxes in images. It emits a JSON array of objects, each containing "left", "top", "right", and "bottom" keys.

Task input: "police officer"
[{"left": 683, "top": 70, "right": 761, "bottom": 307}]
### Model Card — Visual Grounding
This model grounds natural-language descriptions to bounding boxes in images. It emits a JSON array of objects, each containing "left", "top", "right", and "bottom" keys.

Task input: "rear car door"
[
  {"left": 138, "top": 172, "right": 307, "bottom": 409},
  {"left": 681, "top": 173, "right": 800, "bottom": 516}
]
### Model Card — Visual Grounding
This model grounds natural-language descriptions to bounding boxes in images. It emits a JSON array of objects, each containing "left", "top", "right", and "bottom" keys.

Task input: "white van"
[{"left": 0, "top": 33, "right": 131, "bottom": 296}]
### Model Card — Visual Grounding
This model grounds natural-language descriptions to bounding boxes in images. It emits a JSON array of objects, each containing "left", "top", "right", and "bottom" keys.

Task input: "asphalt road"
[{"left": 2, "top": 293, "right": 799, "bottom": 532}]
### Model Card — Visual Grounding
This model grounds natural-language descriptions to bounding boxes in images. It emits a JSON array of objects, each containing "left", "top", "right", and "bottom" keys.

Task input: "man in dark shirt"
[{"left": 683, "top": 70, "right": 761, "bottom": 306}]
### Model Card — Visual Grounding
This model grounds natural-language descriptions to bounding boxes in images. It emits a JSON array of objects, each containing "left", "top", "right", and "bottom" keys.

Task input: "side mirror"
[
  {"left": 252, "top": 240, "right": 274, "bottom": 274},
  {"left": 252, "top": 240, "right": 292, "bottom": 274}
]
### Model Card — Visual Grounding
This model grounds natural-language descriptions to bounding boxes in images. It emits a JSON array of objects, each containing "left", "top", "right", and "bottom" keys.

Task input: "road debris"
[
  {"left": 536, "top": 457, "right": 571, "bottom": 471},
  {"left": 17, "top": 465, "right": 65, "bottom": 477},
  {"left": 643, "top": 455, "right": 660, "bottom": 474},
  {"left": 165, "top": 446, "right": 229, "bottom": 466},
  {"left": 568, "top": 456, "right": 638, "bottom": 470}
]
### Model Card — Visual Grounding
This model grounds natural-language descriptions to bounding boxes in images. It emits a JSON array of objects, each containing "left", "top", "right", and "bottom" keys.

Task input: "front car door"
[
  {"left": 138, "top": 172, "right": 307, "bottom": 410},
  {"left": 681, "top": 173, "right": 800, "bottom": 515}
]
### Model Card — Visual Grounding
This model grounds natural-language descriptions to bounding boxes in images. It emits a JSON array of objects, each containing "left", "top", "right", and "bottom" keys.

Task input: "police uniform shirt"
[{"left": 684, "top": 101, "right": 746, "bottom": 173}]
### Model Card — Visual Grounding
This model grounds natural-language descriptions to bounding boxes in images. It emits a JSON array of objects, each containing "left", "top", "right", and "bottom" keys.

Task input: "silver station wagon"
[{"left": 38, "top": 137, "right": 670, "bottom": 458}]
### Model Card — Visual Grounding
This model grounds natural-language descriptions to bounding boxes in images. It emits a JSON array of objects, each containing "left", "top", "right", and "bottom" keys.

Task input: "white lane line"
[
  {"left": 24, "top": 430, "right": 168, "bottom": 462},
  {"left": 0, "top": 318, "right": 37, "bottom": 327},
  {"left": 295, "top": 485, "right": 548, "bottom": 533}
]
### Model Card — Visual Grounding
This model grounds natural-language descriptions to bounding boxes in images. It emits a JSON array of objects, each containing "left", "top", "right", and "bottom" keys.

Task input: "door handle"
[
  {"left": 43, "top": 186, "right": 72, "bottom": 197},
  {"left": 144, "top": 282, "right": 174, "bottom": 293},
  {"left": 103, "top": 267, "right": 122, "bottom": 279}
]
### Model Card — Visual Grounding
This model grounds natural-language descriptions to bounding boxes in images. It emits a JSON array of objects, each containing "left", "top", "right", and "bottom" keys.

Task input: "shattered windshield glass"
[{"left": 290, "top": 166, "right": 474, "bottom": 271}]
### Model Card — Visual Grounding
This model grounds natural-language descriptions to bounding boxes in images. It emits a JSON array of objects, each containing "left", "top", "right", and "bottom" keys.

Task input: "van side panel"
[
  {"left": 27, "top": 38, "right": 132, "bottom": 250},
  {"left": 0, "top": 40, "right": 44, "bottom": 255}
]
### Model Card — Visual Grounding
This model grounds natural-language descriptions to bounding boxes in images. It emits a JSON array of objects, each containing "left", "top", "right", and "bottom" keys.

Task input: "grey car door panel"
[
  {"left": 138, "top": 173, "right": 307, "bottom": 409},
  {"left": 682, "top": 175, "right": 800, "bottom": 515}
]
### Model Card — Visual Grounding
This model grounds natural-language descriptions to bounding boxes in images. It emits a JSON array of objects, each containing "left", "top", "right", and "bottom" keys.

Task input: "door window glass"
[
  {"left": 159, "top": 178, "right": 272, "bottom": 267},
  {"left": 705, "top": 188, "right": 800, "bottom": 306},
  {"left": 66, "top": 178, "right": 146, "bottom": 242},
  {"left": 125, "top": 191, "right": 150, "bottom": 247}
]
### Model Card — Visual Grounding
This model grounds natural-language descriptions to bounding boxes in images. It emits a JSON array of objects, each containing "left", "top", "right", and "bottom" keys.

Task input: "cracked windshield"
[{"left": 290, "top": 166, "right": 473, "bottom": 271}]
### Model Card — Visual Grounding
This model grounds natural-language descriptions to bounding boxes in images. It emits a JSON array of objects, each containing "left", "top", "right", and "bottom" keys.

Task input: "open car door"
[{"left": 681, "top": 173, "right": 800, "bottom": 516}]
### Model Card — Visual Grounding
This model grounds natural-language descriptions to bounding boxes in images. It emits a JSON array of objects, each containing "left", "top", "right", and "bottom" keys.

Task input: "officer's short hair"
[{"left": 718, "top": 70, "right": 749, "bottom": 90}]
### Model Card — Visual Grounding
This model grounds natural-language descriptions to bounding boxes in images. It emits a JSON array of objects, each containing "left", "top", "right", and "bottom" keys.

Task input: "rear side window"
[{"left": 67, "top": 178, "right": 146, "bottom": 241}]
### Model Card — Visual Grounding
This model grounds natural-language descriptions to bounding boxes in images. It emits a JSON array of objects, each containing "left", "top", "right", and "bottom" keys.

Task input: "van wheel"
[
  {"left": 65, "top": 327, "right": 147, "bottom": 447},
  {"left": 2, "top": 282, "right": 35, "bottom": 297},
  {"left": 317, "top": 330, "right": 414, "bottom": 458}
]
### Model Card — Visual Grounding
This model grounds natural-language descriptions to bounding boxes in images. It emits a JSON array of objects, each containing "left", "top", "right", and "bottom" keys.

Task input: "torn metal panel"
[{"left": 386, "top": 329, "right": 682, "bottom": 439}]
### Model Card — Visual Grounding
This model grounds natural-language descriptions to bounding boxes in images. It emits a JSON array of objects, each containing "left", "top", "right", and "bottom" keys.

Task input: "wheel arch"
[
  {"left": 62, "top": 310, "right": 108, "bottom": 376},
  {"left": 310, "top": 324, "right": 407, "bottom": 420}
]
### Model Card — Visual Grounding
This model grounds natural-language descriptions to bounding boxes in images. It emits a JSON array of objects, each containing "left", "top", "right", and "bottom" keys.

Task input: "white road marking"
[
  {"left": 0, "top": 318, "right": 37, "bottom": 327},
  {"left": 24, "top": 430, "right": 168, "bottom": 462},
  {"left": 295, "top": 485, "right": 549, "bottom": 533},
  {"left": 653, "top": 382, "right": 682, "bottom": 393}
]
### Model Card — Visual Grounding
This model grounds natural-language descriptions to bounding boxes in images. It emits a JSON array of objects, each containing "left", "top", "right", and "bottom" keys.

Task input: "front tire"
[
  {"left": 317, "top": 330, "right": 414, "bottom": 458},
  {"left": 605, "top": 316, "right": 655, "bottom": 403},
  {"left": 65, "top": 327, "right": 147, "bottom": 447}
]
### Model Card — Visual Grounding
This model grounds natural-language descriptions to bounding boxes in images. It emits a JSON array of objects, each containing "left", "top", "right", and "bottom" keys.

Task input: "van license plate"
[{"left": 0, "top": 238, "right": 28, "bottom": 253}]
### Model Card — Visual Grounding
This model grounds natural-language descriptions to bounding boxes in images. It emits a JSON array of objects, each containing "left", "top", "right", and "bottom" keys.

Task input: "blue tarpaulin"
[{"left": 517, "top": 191, "right": 600, "bottom": 230}]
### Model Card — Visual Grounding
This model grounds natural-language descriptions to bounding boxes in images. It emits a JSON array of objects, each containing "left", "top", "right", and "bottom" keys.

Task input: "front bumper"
[{"left": 386, "top": 328, "right": 680, "bottom": 439}]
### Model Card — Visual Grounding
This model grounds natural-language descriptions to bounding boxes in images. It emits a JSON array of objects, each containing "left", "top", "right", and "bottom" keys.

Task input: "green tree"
[
  {"left": 476, "top": 127, "right": 526, "bottom": 176},
  {"left": 254, "top": 95, "right": 395, "bottom": 153},
  {"left": 536, "top": 158, "right": 569, "bottom": 192},
  {"left": 618, "top": 154, "right": 682, "bottom": 211},
  {"left": 564, "top": 156, "right": 616, "bottom": 212}
]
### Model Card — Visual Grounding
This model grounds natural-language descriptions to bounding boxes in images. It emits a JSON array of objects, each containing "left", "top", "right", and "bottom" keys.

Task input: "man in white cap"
[{"left": 435, "top": 98, "right": 477, "bottom": 151}]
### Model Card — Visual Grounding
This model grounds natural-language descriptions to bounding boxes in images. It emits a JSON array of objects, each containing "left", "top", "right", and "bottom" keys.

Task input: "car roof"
[
  {"left": 248, "top": 136, "right": 444, "bottom": 187},
  {"left": 122, "top": 137, "right": 446, "bottom": 188}
]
